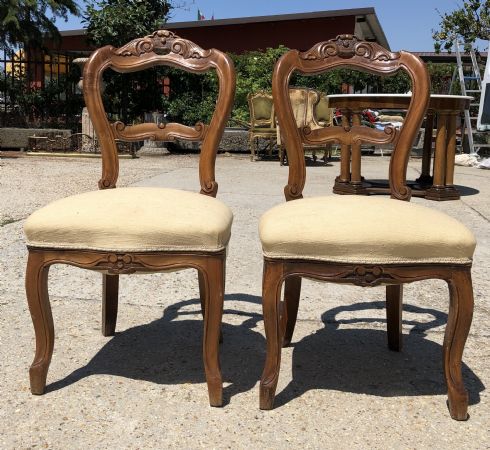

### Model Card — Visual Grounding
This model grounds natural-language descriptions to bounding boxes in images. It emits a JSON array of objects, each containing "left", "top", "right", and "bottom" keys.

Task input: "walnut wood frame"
[
  {"left": 26, "top": 30, "right": 236, "bottom": 407},
  {"left": 261, "top": 35, "right": 474, "bottom": 420}
]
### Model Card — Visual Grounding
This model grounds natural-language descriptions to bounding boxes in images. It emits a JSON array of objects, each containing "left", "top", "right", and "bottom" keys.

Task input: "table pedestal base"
[
  {"left": 425, "top": 185, "right": 461, "bottom": 201},
  {"left": 333, "top": 177, "right": 369, "bottom": 195}
]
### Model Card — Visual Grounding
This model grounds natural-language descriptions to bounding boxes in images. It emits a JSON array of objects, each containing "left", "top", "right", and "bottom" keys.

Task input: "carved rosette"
[
  {"left": 342, "top": 265, "right": 395, "bottom": 287},
  {"left": 106, "top": 253, "right": 135, "bottom": 274},
  {"left": 300, "top": 34, "right": 399, "bottom": 62},
  {"left": 115, "top": 30, "right": 212, "bottom": 59}
]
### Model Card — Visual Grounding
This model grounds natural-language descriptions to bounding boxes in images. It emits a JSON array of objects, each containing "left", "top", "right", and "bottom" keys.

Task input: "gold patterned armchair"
[
  {"left": 247, "top": 91, "right": 277, "bottom": 161},
  {"left": 277, "top": 87, "right": 333, "bottom": 165}
]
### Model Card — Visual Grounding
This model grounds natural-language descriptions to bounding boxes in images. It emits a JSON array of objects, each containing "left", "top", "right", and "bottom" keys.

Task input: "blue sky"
[{"left": 55, "top": 1, "right": 471, "bottom": 52}]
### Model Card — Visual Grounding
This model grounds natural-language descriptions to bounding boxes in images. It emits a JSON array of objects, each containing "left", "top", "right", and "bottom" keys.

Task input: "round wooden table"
[{"left": 327, "top": 94, "right": 472, "bottom": 200}]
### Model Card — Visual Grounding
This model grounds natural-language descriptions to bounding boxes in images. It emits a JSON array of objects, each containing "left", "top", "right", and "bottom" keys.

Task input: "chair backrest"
[
  {"left": 248, "top": 91, "right": 275, "bottom": 129},
  {"left": 272, "top": 34, "right": 430, "bottom": 201},
  {"left": 83, "top": 30, "right": 236, "bottom": 197}
]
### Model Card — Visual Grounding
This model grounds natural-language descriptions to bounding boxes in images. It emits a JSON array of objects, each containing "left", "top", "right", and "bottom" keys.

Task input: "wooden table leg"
[
  {"left": 334, "top": 112, "right": 354, "bottom": 194},
  {"left": 426, "top": 113, "right": 461, "bottom": 201},
  {"left": 416, "top": 112, "right": 434, "bottom": 186},
  {"left": 443, "top": 113, "right": 461, "bottom": 199},
  {"left": 334, "top": 110, "right": 367, "bottom": 195},
  {"left": 350, "top": 111, "right": 362, "bottom": 186}
]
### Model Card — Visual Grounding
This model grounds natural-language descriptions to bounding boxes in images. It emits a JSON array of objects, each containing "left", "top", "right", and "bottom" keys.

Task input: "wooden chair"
[
  {"left": 277, "top": 87, "right": 332, "bottom": 165},
  {"left": 23, "top": 30, "right": 236, "bottom": 407},
  {"left": 247, "top": 91, "right": 277, "bottom": 161},
  {"left": 259, "top": 35, "right": 476, "bottom": 420}
]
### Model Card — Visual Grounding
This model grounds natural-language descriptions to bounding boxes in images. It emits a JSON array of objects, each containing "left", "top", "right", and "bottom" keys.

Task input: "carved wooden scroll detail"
[
  {"left": 300, "top": 34, "right": 399, "bottom": 62},
  {"left": 286, "top": 263, "right": 395, "bottom": 287},
  {"left": 111, "top": 121, "right": 207, "bottom": 142},
  {"left": 301, "top": 124, "right": 398, "bottom": 147},
  {"left": 272, "top": 34, "right": 429, "bottom": 202},
  {"left": 115, "top": 29, "right": 212, "bottom": 59}
]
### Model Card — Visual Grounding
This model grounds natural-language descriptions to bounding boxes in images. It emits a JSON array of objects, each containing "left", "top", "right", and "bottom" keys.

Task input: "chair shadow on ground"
[
  {"left": 46, "top": 296, "right": 484, "bottom": 408},
  {"left": 274, "top": 301, "right": 484, "bottom": 409},
  {"left": 47, "top": 293, "right": 266, "bottom": 405}
]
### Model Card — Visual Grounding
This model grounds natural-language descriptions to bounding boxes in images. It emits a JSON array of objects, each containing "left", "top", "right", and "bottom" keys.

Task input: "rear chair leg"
[
  {"left": 444, "top": 269, "right": 474, "bottom": 420},
  {"left": 26, "top": 251, "right": 53, "bottom": 395},
  {"left": 249, "top": 136, "right": 255, "bottom": 161},
  {"left": 386, "top": 285, "right": 403, "bottom": 351},
  {"left": 102, "top": 274, "right": 119, "bottom": 336},
  {"left": 282, "top": 276, "right": 301, "bottom": 347}
]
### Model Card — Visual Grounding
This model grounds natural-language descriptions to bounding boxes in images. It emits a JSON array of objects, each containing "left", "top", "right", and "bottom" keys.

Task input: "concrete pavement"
[{"left": 0, "top": 153, "right": 489, "bottom": 448}]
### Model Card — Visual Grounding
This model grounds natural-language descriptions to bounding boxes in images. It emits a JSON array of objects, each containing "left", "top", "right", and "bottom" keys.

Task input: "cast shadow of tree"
[
  {"left": 47, "top": 293, "right": 265, "bottom": 405},
  {"left": 274, "top": 301, "right": 484, "bottom": 408}
]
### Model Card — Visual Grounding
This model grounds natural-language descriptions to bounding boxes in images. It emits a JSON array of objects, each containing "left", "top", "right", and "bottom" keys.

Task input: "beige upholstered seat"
[
  {"left": 260, "top": 196, "right": 476, "bottom": 264},
  {"left": 25, "top": 187, "right": 233, "bottom": 252}
]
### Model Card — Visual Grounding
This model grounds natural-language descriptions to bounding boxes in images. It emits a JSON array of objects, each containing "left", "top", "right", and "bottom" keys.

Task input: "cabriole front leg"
[
  {"left": 200, "top": 257, "right": 225, "bottom": 407},
  {"left": 444, "top": 269, "right": 474, "bottom": 420},
  {"left": 26, "top": 251, "right": 53, "bottom": 395},
  {"left": 260, "top": 260, "right": 284, "bottom": 410}
]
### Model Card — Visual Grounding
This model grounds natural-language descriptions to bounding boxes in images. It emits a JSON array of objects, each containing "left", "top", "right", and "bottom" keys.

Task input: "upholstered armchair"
[
  {"left": 247, "top": 91, "right": 277, "bottom": 161},
  {"left": 23, "top": 30, "right": 236, "bottom": 406},
  {"left": 277, "top": 87, "right": 333, "bottom": 165},
  {"left": 259, "top": 35, "right": 476, "bottom": 420},
  {"left": 313, "top": 94, "right": 336, "bottom": 159}
]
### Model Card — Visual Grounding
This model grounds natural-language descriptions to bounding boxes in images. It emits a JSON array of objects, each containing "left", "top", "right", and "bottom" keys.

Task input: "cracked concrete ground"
[{"left": 0, "top": 153, "right": 489, "bottom": 449}]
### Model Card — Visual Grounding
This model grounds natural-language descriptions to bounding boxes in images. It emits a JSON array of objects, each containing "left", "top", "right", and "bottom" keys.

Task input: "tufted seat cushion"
[
  {"left": 25, "top": 187, "right": 233, "bottom": 252},
  {"left": 259, "top": 196, "right": 476, "bottom": 264}
]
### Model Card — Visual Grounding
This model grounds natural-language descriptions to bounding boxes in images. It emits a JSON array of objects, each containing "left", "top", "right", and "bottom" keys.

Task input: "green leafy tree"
[
  {"left": 84, "top": 0, "right": 171, "bottom": 48},
  {"left": 84, "top": 0, "right": 173, "bottom": 123},
  {"left": 231, "top": 46, "right": 288, "bottom": 123},
  {"left": 432, "top": 0, "right": 490, "bottom": 51},
  {"left": 0, "top": 0, "right": 79, "bottom": 49}
]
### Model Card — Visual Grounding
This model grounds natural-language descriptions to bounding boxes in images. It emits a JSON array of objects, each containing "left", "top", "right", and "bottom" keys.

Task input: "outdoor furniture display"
[
  {"left": 247, "top": 91, "right": 277, "bottom": 161},
  {"left": 259, "top": 35, "right": 476, "bottom": 420},
  {"left": 328, "top": 93, "right": 472, "bottom": 200},
  {"left": 23, "top": 30, "right": 236, "bottom": 406},
  {"left": 277, "top": 87, "right": 333, "bottom": 165}
]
